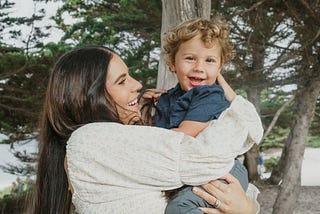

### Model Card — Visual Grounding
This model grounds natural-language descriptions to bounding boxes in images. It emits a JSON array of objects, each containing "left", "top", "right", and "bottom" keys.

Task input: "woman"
[{"left": 28, "top": 46, "right": 261, "bottom": 214}]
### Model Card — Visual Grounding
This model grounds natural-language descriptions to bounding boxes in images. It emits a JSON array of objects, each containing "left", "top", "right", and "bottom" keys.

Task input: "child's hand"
[
  {"left": 139, "top": 89, "right": 167, "bottom": 107},
  {"left": 141, "top": 89, "right": 167, "bottom": 101},
  {"left": 217, "top": 74, "right": 236, "bottom": 102}
]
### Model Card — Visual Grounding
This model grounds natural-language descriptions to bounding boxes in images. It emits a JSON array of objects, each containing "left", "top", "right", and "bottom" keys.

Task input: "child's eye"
[
  {"left": 185, "top": 56, "right": 195, "bottom": 61},
  {"left": 206, "top": 58, "right": 216, "bottom": 63}
]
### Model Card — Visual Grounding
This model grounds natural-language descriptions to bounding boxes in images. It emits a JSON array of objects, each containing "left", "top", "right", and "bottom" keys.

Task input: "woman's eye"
[{"left": 118, "top": 79, "right": 126, "bottom": 85}]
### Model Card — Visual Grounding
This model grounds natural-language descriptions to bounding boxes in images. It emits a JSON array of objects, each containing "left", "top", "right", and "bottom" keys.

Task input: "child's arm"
[
  {"left": 217, "top": 74, "right": 236, "bottom": 102},
  {"left": 172, "top": 83, "right": 229, "bottom": 137},
  {"left": 172, "top": 120, "right": 210, "bottom": 137}
]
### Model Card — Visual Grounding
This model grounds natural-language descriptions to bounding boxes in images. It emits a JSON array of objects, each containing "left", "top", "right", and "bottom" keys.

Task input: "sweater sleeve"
[
  {"left": 196, "top": 95, "right": 263, "bottom": 155},
  {"left": 67, "top": 123, "right": 185, "bottom": 203},
  {"left": 179, "top": 95, "right": 263, "bottom": 185}
]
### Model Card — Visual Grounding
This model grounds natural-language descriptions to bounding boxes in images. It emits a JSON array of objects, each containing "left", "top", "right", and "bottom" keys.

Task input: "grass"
[
  {"left": 260, "top": 127, "right": 289, "bottom": 151},
  {"left": 261, "top": 128, "right": 320, "bottom": 151},
  {"left": 261, "top": 135, "right": 319, "bottom": 173},
  {"left": 307, "top": 135, "right": 320, "bottom": 148}
]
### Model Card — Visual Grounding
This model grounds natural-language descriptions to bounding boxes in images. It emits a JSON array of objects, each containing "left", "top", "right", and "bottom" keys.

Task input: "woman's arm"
[
  {"left": 67, "top": 123, "right": 185, "bottom": 195},
  {"left": 67, "top": 100, "right": 263, "bottom": 190}
]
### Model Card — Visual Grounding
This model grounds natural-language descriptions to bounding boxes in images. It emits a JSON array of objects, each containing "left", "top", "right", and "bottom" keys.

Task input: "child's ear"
[
  {"left": 167, "top": 54, "right": 176, "bottom": 72},
  {"left": 219, "top": 58, "right": 225, "bottom": 70},
  {"left": 218, "top": 60, "right": 225, "bottom": 74}
]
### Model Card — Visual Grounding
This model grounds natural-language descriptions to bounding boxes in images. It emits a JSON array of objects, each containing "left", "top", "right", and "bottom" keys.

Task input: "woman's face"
[{"left": 106, "top": 54, "right": 143, "bottom": 124}]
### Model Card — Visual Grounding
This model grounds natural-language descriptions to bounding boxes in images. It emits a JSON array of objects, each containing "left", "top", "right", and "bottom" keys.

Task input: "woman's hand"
[
  {"left": 192, "top": 173, "right": 254, "bottom": 214},
  {"left": 216, "top": 74, "right": 236, "bottom": 102}
]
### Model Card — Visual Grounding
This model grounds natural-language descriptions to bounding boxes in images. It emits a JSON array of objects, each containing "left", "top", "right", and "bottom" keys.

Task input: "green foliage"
[
  {"left": 0, "top": 138, "right": 11, "bottom": 145},
  {"left": 261, "top": 130, "right": 320, "bottom": 151},
  {"left": 52, "top": 0, "right": 162, "bottom": 89},
  {"left": 310, "top": 98, "right": 320, "bottom": 136},
  {"left": 0, "top": 186, "right": 11, "bottom": 199},
  {"left": 0, "top": 176, "right": 34, "bottom": 212},
  {"left": 260, "top": 126, "right": 289, "bottom": 151},
  {"left": 0, "top": 43, "right": 71, "bottom": 140},
  {"left": 125, "top": 40, "right": 159, "bottom": 89},
  {"left": 307, "top": 136, "right": 320, "bottom": 148},
  {"left": 1, "top": 1, "right": 48, "bottom": 50},
  {"left": 264, "top": 157, "right": 280, "bottom": 173},
  {"left": 54, "top": 0, "right": 161, "bottom": 46},
  {"left": 0, "top": 190, "right": 29, "bottom": 213},
  {"left": 0, "top": 0, "right": 15, "bottom": 43}
]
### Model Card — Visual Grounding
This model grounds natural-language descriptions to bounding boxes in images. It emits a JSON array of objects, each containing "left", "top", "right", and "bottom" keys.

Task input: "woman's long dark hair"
[{"left": 27, "top": 46, "right": 122, "bottom": 214}]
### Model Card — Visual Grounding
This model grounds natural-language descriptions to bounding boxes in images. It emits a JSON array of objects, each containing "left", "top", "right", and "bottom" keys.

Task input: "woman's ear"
[{"left": 167, "top": 54, "right": 176, "bottom": 72}]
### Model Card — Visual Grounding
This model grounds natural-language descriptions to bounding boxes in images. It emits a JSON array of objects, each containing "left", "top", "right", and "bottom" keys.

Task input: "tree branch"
[
  {"left": 231, "top": 0, "right": 267, "bottom": 17},
  {"left": 261, "top": 95, "right": 295, "bottom": 142},
  {"left": 0, "top": 103, "right": 38, "bottom": 117},
  {"left": 299, "top": 0, "right": 320, "bottom": 25},
  {"left": 0, "top": 95, "right": 29, "bottom": 103},
  {"left": 1, "top": 63, "right": 28, "bottom": 80},
  {"left": 0, "top": 83, "right": 28, "bottom": 93}
]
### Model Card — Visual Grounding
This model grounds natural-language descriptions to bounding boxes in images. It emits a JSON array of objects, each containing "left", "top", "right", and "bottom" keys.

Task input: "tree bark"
[
  {"left": 272, "top": 78, "right": 320, "bottom": 214},
  {"left": 243, "top": 144, "right": 260, "bottom": 182},
  {"left": 244, "top": 85, "right": 262, "bottom": 182},
  {"left": 157, "top": 0, "right": 211, "bottom": 89}
]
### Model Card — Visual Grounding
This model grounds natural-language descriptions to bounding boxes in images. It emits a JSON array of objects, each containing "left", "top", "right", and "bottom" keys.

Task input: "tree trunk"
[
  {"left": 243, "top": 144, "right": 259, "bottom": 182},
  {"left": 244, "top": 87, "right": 261, "bottom": 182},
  {"left": 272, "top": 78, "right": 320, "bottom": 214},
  {"left": 157, "top": 0, "right": 211, "bottom": 89},
  {"left": 271, "top": 1, "right": 320, "bottom": 212}
]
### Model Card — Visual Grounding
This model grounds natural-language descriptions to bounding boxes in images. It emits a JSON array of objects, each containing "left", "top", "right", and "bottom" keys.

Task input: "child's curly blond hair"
[{"left": 163, "top": 15, "right": 235, "bottom": 67}]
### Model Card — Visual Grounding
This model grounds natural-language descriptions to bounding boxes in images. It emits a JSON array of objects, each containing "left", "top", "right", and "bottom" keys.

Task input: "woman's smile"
[{"left": 128, "top": 97, "right": 139, "bottom": 107}]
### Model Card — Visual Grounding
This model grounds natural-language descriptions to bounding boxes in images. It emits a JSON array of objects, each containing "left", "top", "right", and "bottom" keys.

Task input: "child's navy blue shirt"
[{"left": 155, "top": 83, "right": 230, "bottom": 129}]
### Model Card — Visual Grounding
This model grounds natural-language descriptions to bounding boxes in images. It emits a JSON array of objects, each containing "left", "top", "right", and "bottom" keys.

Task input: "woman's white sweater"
[{"left": 66, "top": 96, "right": 263, "bottom": 214}]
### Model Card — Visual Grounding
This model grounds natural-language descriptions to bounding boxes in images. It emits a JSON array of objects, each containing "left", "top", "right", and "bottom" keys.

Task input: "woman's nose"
[{"left": 131, "top": 77, "right": 142, "bottom": 91}]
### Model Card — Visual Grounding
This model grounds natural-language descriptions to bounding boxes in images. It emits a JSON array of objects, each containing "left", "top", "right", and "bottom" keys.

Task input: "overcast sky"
[{"left": 4, "top": 0, "right": 64, "bottom": 46}]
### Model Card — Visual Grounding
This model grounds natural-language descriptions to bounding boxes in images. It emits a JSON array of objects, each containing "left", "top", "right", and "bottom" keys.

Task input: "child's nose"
[{"left": 193, "top": 61, "right": 204, "bottom": 72}]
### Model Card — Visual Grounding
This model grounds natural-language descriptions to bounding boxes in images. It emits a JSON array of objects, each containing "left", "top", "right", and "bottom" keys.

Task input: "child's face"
[{"left": 169, "top": 34, "right": 223, "bottom": 91}]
